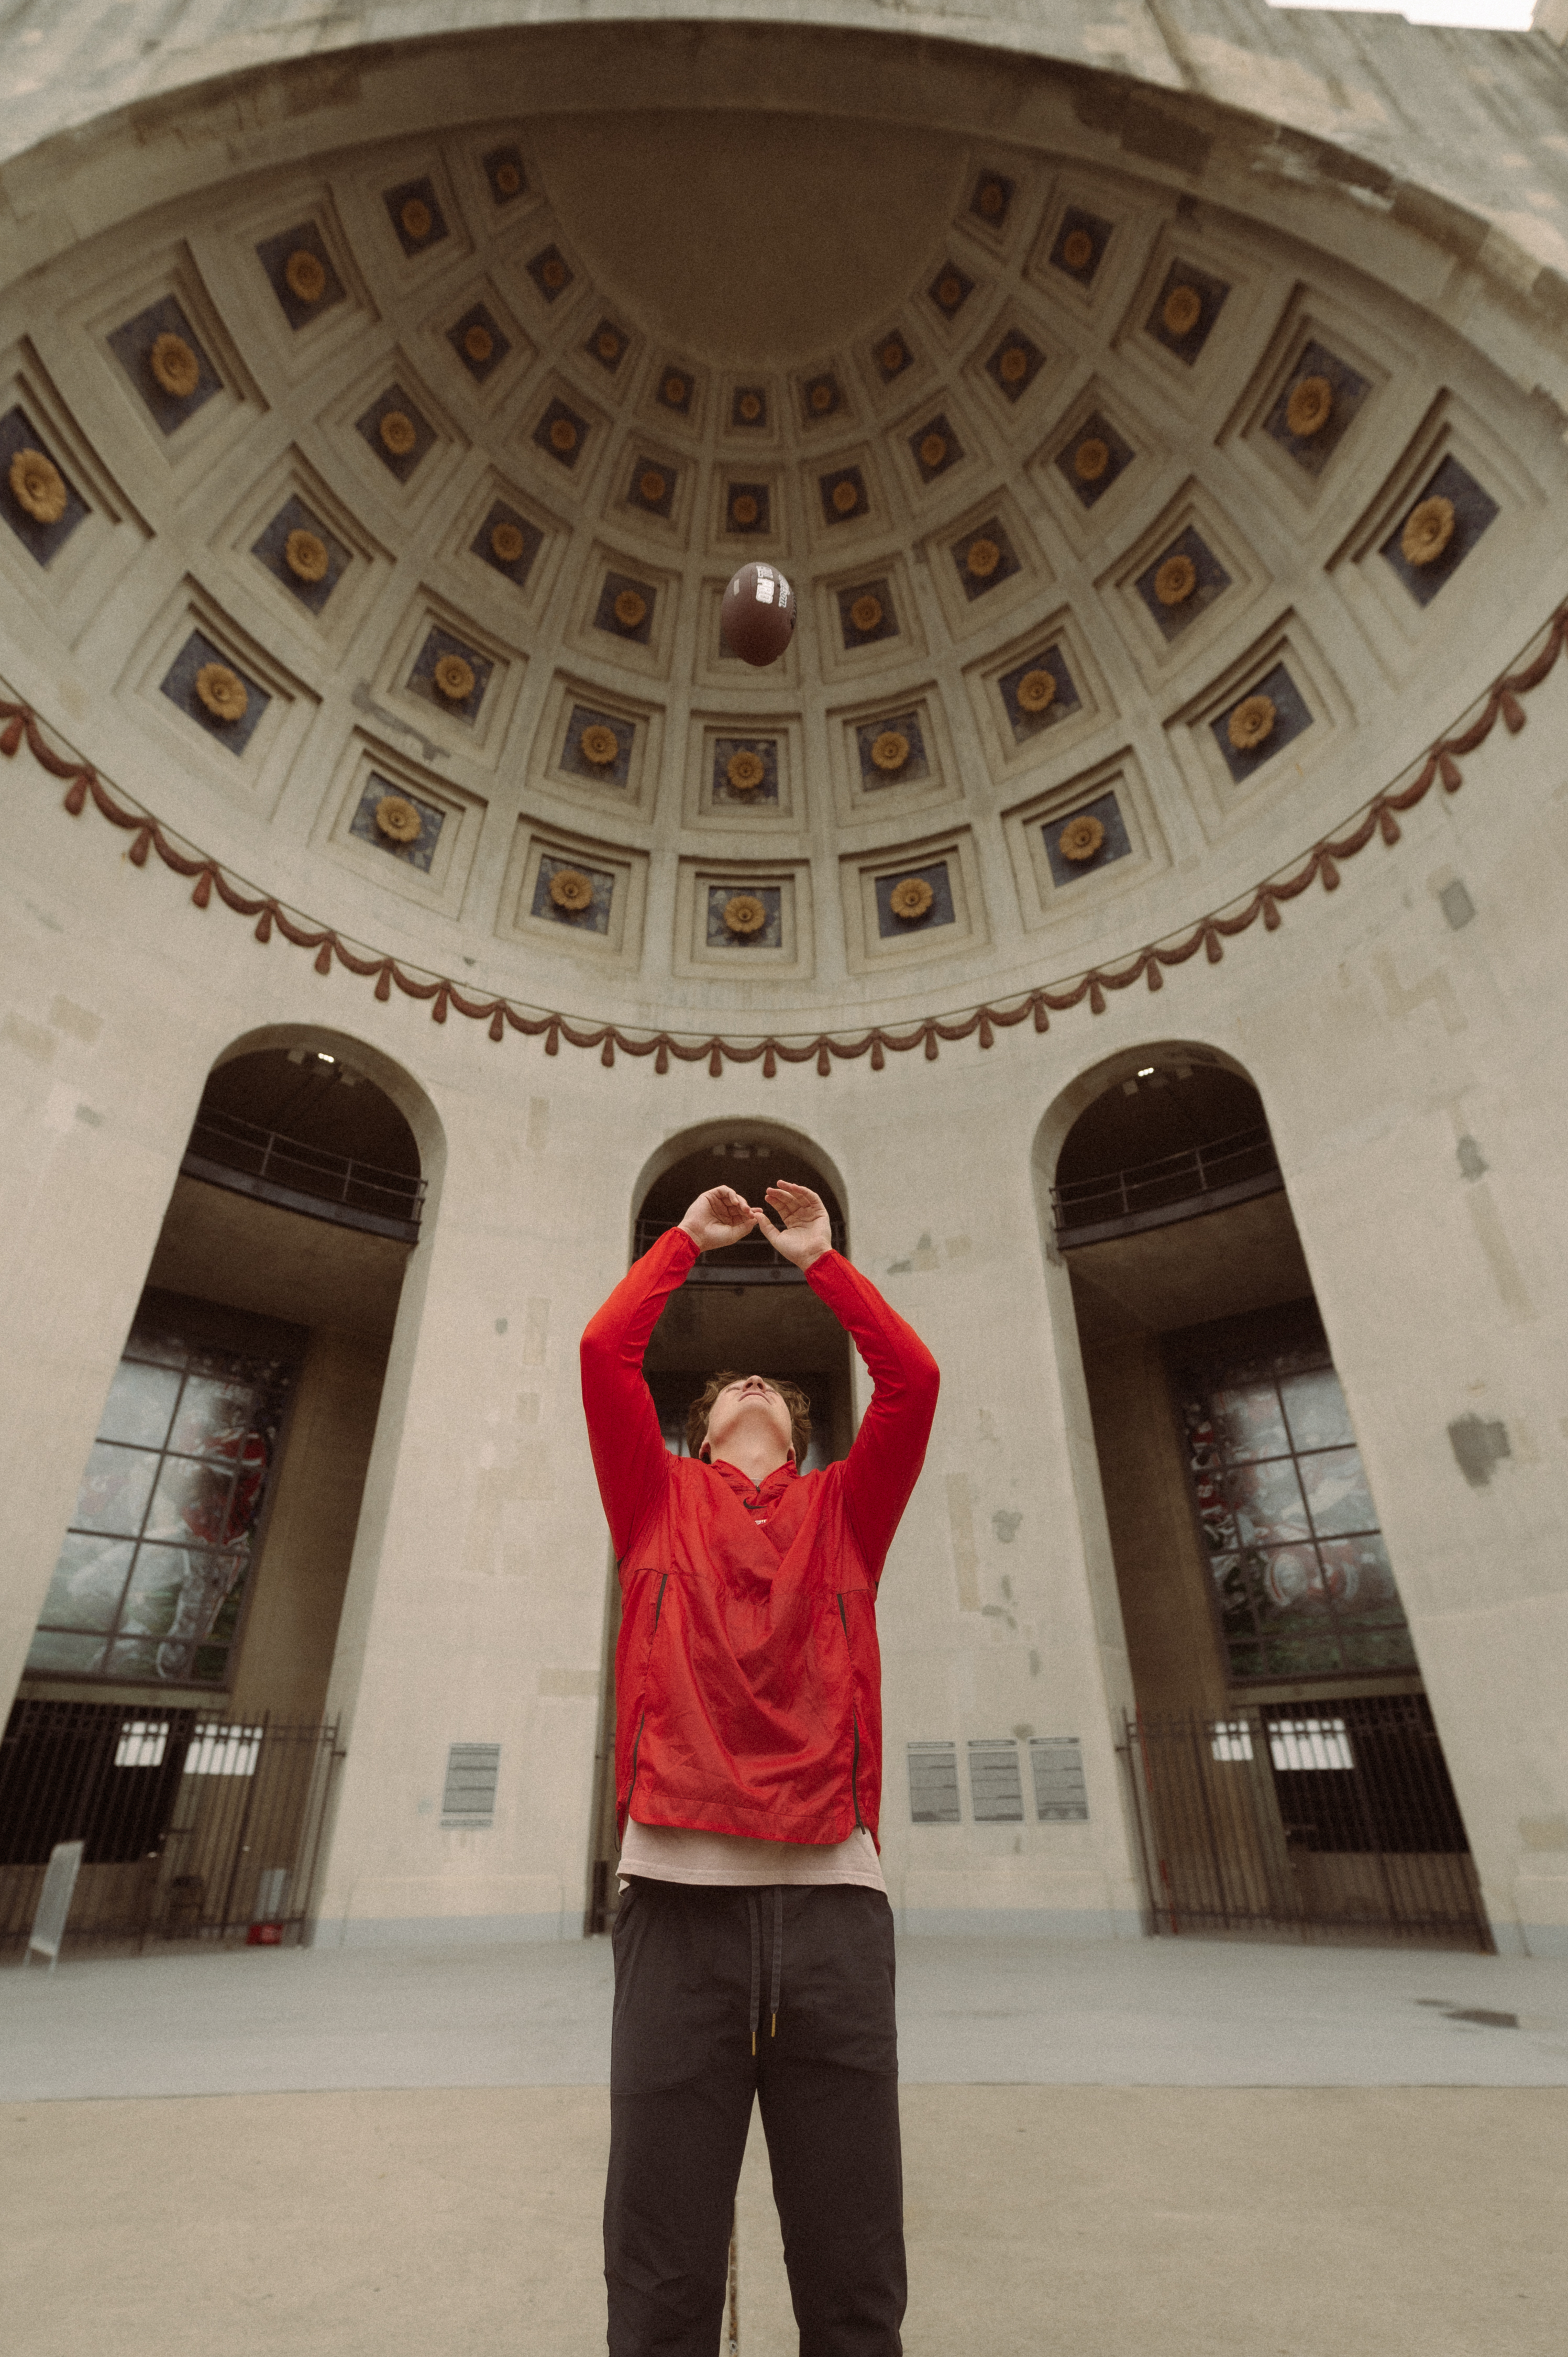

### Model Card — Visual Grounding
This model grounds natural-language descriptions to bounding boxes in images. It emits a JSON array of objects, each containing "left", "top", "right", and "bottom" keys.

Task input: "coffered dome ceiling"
[{"left": 3, "top": 64, "right": 1566, "bottom": 1052}]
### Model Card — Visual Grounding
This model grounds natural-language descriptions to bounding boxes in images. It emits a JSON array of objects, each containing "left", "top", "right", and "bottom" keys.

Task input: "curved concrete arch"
[
  {"left": 627, "top": 1113, "right": 852, "bottom": 1250},
  {"left": 205, "top": 1018, "right": 449, "bottom": 1193},
  {"left": 1029, "top": 1034, "right": 1258, "bottom": 1210}
]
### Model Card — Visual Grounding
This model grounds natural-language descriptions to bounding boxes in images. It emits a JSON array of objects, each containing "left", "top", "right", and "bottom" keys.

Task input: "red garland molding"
[{"left": 4, "top": 603, "right": 1564, "bottom": 1077}]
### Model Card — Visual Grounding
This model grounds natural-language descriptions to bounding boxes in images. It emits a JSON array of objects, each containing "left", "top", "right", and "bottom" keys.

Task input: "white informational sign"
[{"left": 27, "top": 1840, "right": 85, "bottom": 1971}]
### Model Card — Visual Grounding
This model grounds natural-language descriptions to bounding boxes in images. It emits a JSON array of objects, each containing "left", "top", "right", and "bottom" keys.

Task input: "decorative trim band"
[{"left": 4, "top": 605, "right": 1563, "bottom": 1078}]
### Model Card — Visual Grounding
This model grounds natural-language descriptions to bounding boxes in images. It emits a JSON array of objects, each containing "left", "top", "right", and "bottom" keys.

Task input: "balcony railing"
[
  {"left": 181, "top": 1108, "right": 426, "bottom": 1243},
  {"left": 1052, "top": 1122, "right": 1282, "bottom": 1248},
  {"left": 634, "top": 1211, "right": 846, "bottom": 1282}
]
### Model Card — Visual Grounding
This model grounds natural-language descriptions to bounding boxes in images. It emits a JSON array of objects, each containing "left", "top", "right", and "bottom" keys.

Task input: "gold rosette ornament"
[
  {"left": 809, "top": 380, "right": 835, "bottom": 414},
  {"left": 1074, "top": 437, "right": 1110, "bottom": 483},
  {"left": 1061, "top": 228, "right": 1094, "bottom": 271},
  {"left": 549, "top": 416, "right": 578, "bottom": 454},
  {"left": 639, "top": 469, "right": 668, "bottom": 506},
  {"left": 737, "top": 391, "right": 763, "bottom": 423},
  {"left": 966, "top": 535, "right": 1001, "bottom": 580},
  {"left": 730, "top": 493, "right": 759, "bottom": 528},
  {"left": 379, "top": 410, "right": 417, "bottom": 456},
  {"left": 597, "top": 327, "right": 622, "bottom": 364},
  {"left": 285, "top": 250, "right": 326, "bottom": 304},
  {"left": 401, "top": 196, "right": 433, "bottom": 242},
  {"left": 1162, "top": 284, "right": 1203, "bottom": 337},
  {"left": 723, "top": 893, "right": 768, "bottom": 936},
  {"left": 150, "top": 333, "right": 201, "bottom": 399},
  {"left": 662, "top": 372, "right": 688, "bottom": 406},
  {"left": 9, "top": 448, "right": 67, "bottom": 525},
  {"left": 194, "top": 663, "right": 248, "bottom": 724},
  {"left": 1154, "top": 553, "right": 1198, "bottom": 607},
  {"left": 870, "top": 731, "right": 910, "bottom": 774},
  {"left": 977, "top": 179, "right": 1006, "bottom": 218},
  {"left": 880, "top": 339, "right": 906, "bottom": 375},
  {"left": 936, "top": 274, "right": 964, "bottom": 310},
  {"left": 1402, "top": 495, "right": 1456, "bottom": 568},
  {"left": 919, "top": 432, "right": 948, "bottom": 471},
  {"left": 549, "top": 867, "right": 595, "bottom": 913},
  {"left": 464, "top": 324, "right": 494, "bottom": 365},
  {"left": 831, "top": 478, "right": 859, "bottom": 515},
  {"left": 284, "top": 528, "right": 329, "bottom": 583},
  {"left": 494, "top": 161, "right": 522, "bottom": 196},
  {"left": 613, "top": 588, "right": 648, "bottom": 630},
  {"left": 490, "top": 520, "right": 525, "bottom": 564},
  {"left": 999, "top": 345, "right": 1028, "bottom": 385},
  {"left": 889, "top": 876, "right": 934, "bottom": 922},
  {"left": 726, "top": 749, "right": 767, "bottom": 792},
  {"left": 1017, "top": 668, "right": 1056, "bottom": 716},
  {"left": 1286, "top": 376, "right": 1333, "bottom": 438},
  {"left": 849, "top": 593, "right": 883, "bottom": 634},
  {"left": 374, "top": 795, "right": 422, "bottom": 844},
  {"left": 1228, "top": 694, "right": 1277, "bottom": 754},
  {"left": 541, "top": 255, "right": 568, "bottom": 291},
  {"left": 1059, "top": 812, "right": 1105, "bottom": 862},
  {"left": 432, "top": 653, "right": 476, "bottom": 703},
  {"left": 579, "top": 724, "right": 620, "bottom": 767}
]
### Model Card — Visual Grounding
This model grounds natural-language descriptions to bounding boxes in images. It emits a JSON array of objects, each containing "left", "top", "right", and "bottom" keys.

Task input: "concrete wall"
[{"left": 2, "top": 8, "right": 1566, "bottom": 1954}]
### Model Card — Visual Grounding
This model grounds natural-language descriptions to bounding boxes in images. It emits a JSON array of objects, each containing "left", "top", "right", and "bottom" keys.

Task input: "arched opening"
[
  {"left": 1039, "top": 1045, "right": 1484, "bottom": 1949},
  {"left": 584, "top": 1124, "right": 855, "bottom": 1932},
  {"left": 1, "top": 1030, "right": 431, "bottom": 1954}
]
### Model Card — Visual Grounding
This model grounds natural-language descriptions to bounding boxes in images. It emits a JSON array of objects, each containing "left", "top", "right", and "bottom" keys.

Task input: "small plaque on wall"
[
  {"left": 1030, "top": 1736, "right": 1089, "bottom": 1821},
  {"left": 907, "top": 1741, "right": 961, "bottom": 1824}
]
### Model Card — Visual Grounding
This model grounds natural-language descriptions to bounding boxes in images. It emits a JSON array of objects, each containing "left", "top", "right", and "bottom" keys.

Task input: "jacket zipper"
[
  {"left": 624, "top": 1709, "right": 646, "bottom": 1815},
  {"left": 837, "top": 1595, "right": 865, "bottom": 1831},
  {"left": 623, "top": 1578, "right": 667, "bottom": 1819}
]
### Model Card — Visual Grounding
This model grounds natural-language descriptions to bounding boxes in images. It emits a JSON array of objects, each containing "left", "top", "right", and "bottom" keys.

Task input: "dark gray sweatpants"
[{"left": 604, "top": 1877, "right": 905, "bottom": 2357}]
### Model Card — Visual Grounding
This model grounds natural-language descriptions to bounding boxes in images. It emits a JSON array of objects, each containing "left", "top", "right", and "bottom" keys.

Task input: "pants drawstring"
[{"left": 746, "top": 1890, "right": 784, "bottom": 2053}]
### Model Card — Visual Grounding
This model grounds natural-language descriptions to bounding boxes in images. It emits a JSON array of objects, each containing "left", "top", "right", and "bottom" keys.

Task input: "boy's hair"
[{"left": 686, "top": 1371, "right": 811, "bottom": 1466}]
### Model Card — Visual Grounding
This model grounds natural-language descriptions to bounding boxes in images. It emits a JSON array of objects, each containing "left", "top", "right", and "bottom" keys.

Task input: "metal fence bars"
[
  {"left": 182, "top": 1107, "right": 425, "bottom": 1242},
  {"left": 633, "top": 1211, "right": 848, "bottom": 1283},
  {"left": 1051, "top": 1124, "right": 1282, "bottom": 1247},
  {"left": 1118, "top": 1697, "right": 1489, "bottom": 1949},
  {"left": 0, "top": 1700, "right": 341, "bottom": 1953}
]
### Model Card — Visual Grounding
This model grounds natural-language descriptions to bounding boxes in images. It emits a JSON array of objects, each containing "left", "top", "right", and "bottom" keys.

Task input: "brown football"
[{"left": 721, "top": 561, "right": 797, "bottom": 667}]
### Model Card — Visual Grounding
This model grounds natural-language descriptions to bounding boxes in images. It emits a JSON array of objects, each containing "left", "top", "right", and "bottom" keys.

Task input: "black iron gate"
[
  {"left": 0, "top": 1698, "right": 342, "bottom": 1954},
  {"left": 1118, "top": 1697, "right": 1491, "bottom": 1950}
]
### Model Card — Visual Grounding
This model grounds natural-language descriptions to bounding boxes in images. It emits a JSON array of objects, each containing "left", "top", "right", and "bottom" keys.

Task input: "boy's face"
[{"left": 703, "top": 1375, "right": 793, "bottom": 1464}]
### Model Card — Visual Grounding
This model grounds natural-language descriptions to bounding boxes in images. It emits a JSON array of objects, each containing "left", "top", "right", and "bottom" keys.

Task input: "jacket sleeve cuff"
[
  {"left": 661, "top": 1224, "right": 701, "bottom": 1270},
  {"left": 803, "top": 1246, "right": 845, "bottom": 1296}
]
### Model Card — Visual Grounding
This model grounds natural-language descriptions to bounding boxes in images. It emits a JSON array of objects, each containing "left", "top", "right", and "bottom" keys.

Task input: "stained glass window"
[
  {"left": 26, "top": 1317, "right": 295, "bottom": 1688},
  {"left": 1176, "top": 1343, "right": 1416, "bottom": 1682}
]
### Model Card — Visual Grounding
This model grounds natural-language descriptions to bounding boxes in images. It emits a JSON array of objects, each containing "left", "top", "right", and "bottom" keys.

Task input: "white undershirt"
[{"left": 620, "top": 1818, "right": 886, "bottom": 1891}]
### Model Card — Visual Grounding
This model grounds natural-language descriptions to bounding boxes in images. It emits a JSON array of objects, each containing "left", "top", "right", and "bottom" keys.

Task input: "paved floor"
[
  {"left": 3, "top": 1929, "right": 1566, "bottom": 2098},
  {"left": 4, "top": 1935, "right": 1567, "bottom": 2355},
  {"left": 2, "top": 2081, "right": 1565, "bottom": 2357}
]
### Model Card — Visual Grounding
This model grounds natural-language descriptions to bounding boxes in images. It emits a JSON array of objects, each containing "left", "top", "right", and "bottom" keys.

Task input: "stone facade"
[{"left": 2, "top": 6, "right": 1566, "bottom": 1955}]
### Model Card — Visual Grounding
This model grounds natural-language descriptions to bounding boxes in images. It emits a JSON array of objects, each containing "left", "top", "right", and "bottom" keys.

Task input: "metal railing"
[
  {"left": 1117, "top": 1698, "right": 1490, "bottom": 1949},
  {"left": 634, "top": 1211, "right": 847, "bottom": 1282},
  {"left": 0, "top": 1701, "right": 343, "bottom": 1955},
  {"left": 182, "top": 1107, "right": 425, "bottom": 1242},
  {"left": 1052, "top": 1122, "right": 1282, "bottom": 1246}
]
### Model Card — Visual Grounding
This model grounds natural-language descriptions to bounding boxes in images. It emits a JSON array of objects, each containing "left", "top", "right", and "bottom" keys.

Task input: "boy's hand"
[
  {"left": 678, "top": 1185, "right": 761, "bottom": 1253},
  {"left": 759, "top": 1182, "right": 832, "bottom": 1270}
]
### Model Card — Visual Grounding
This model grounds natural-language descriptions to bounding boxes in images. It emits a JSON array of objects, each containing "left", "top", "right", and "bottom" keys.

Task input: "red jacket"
[{"left": 580, "top": 1226, "right": 939, "bottom": 1846}]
